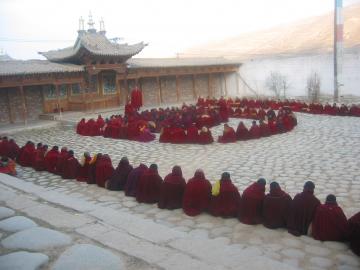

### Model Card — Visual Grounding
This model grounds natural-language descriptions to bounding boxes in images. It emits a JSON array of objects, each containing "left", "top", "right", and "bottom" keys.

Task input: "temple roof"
[
  {"left": 127, "top": 57, "right": 241, "bottom": 68},
  {"left": 39, "top": 32, "right": 146, "bottom": 63},
  {"left": 0, "top": 54, "right": 14, "bottom": 61},
  {"left": 0, "top": 60, "right": 84, "bottom": 76}
]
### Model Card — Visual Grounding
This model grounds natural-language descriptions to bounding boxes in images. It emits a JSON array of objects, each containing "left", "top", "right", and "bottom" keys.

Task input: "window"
[
  {"left": 102, "top": 73, "right": 116, "bottom": 94},
  {"left": 43, "top": 84, "right": 67, "bottom": 100},
  {"left": 86, "top": 75, "right": 98, "bottom": 93},
  {"left": 71, "top": 83, "right": 81, "bottom": 95},
  {"left": 59, "top": 84, "right": 67, "bottom": 98}
]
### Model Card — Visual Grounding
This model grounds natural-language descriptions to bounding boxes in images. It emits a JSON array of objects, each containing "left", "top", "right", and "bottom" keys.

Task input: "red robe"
[
  {"left": 95, "top": 156, "right": 114, "bottom": 188},
  {"left": 54, "top": 149, "right": 69, "bottom": 176},
  {"left": 348, "top": 212, "right": 360, "bottom": 256},
  {"left": 61, "top": 156, "right": 80, "bottom": 179},
  {"left": 249, "top": 124, "right": 261, "bottom": 139},
  {"left": 124, "top": 164, "right": 148, "bottom": 197},
  {"left": 158, "top": 167, "right": 186, "bottom": 210},
  {"left": 107, "top": 159, "right": 133, "bottom": 191},
  {"left": 33, "top": 147, "right": 47, "bottom": 171},
  {"left": 136, "top": 168, "right": 163, "bottom": 204},
  {"left": 236, "top": 122, "right": 250, "bottom": 140},
  {"left": 44, "top": 149, "right": 60, "bottom": 173},
  {"left": 76, "top": 119, "right": 86, "bottom": 135},
  {"left": 0, "top": 139, "right": 9, "bottom": 157},
  {"left": 262, "top": 187, "right": 292, "bottom": 229},
  {"left": 312, "top": 202, "right": 348, "bottom": 241},
  {"left": 182, "top": 171, "right": 212, "bottom": 216},
  {"left": 209, "top": 179, "right": 241, "bottom": 218},
  {"left": 76, "top": 156, "right": 91, "bottom": 182},
  {"left": 287, "top": 190, "right": 320, "bottom": 236},
  {"left": 17, "top": 144, "right": 36, "bottom": 167},
  {"left": 7, "top": 140, "right": 20, "bottom": 160},
  {"left": 238, "top": 182, "right": 265, "bottom": 225},
  {"left": 198, "top": 130, "right": 214, "bottom": 144},
  {"left": 170, "top": 127, "right": 187, "bottom": 144},
  {"left": 218, "top": 126, "right": 237, "bottom": 143},
  {"left": 186, "top": 125, "right": 199, "bottom": 143}
]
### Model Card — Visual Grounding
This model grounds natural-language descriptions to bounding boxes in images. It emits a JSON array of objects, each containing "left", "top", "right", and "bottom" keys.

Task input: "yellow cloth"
[
  {"left": 89, "top": 154, "right": 97, "bottom": 165},
  {"left": 212, "top": 180, "right": 221, "bottom": 196}
]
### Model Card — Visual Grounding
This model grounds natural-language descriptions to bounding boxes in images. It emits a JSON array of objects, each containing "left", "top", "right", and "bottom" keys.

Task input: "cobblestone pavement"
[{"left": 1, "top": 113, "right": 360, "bottom": 270}]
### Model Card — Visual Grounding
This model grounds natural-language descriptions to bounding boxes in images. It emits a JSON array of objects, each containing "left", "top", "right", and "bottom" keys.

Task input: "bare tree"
[
  {"left": 265, "top": 71, "right": 289, "bottom": 99},
  {"left": 307, "top": 72, "right": 321, "bottom": 103}
]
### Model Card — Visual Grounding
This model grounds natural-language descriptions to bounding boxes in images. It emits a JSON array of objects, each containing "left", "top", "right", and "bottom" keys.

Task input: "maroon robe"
[
  {"left": 198, "top": 130, "right": 214, "bottom": 144},
  {"left": 287, "top": 189, "right": 320, "bottom": 236},
  {"left": 186, "top": 125, "right": 199, "bottom": 143},
  {"left": 76, "top": 155, "right": 91, "bottom": 182},
  {"left": 348, "top": 212, "right": 360, "bottom": 256},
  {"left": 33, "top": 147, "right": 47, "bottom": 171},
  {"left": 95, "top": 155, "right": 114, "bottom": 188},
  {"left": 236, "top": 122, "right": 250, "bottom": 140},
  {"left": 107, "top": 159, "right": 133, "bottom": 191},
  {"left": 61, "top": 156, "right": 80, "bottom": 179},
  {"left": 249, "top": 123, "right": 261, "bottom": 139},
  {"left": 218, "top": 126, "right": 237, "bottom": 143},
  {"left": 124, "top": 164, "right": 148, "bottom": 197},
  {"left": 158, "top": 166, "right": 186, "bottom": 209},
  {"left": 209, "top": 179, "right": 241, "bottom": 218},
  {"left": 136, "top": 167, "right": 163, "bottom": 204},
  {"left": 0, "top": 138, "right": 9, "bottom": 157},
  {"left": 44, "top": 148, "right": 60, "bottom": 173},
  {"left": 262, "top": 187, "right": 292, "bottom": 229},
  {"left": 54, "top": 149, "right": 69, "bottom": 176},
  {"left": 76, "top": 119, "right": 86, "bottom": 135},
  {"left": 87, "top": 155, "right": 101, "bottom": 185},
  {"left": 182, "top": 170, "right": 212, "bottom": 216},
  {"left": 238, "top": 182, "right": 265, "bottom": 225},
  {"left": 312, "top": 202, "right": 348, "bottom": 241},
  {"left": 7, "top": 140, "right": 20, "bottom": 160},
  {"left": 17, "top": 143, "right": 36, "bottom": 167}
]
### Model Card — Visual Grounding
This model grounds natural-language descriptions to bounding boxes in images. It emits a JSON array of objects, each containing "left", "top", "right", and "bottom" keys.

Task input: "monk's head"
[
  {"left": 120, "top": 156, "right": 129, "bottom": 165},
  {"left": 68, "top": 150, "right": 74, "bottom": 157},
  {"left": 2, "top": 136, "right": 8, "bottom": 140},
  {"left": 252, "top": 121, "right": 257, "bottom": 126},
  {"left": 150, "top": 163, "right": 158, "bottom": 171},
  {"left": 43, "top": 145, "right": 48, "bottom": 151},
  {"left": 326, "top": 194, "right": 337, "bottom": 204},
  {"left": 270, "top": 181, "right": 280, "bottom": 191},
  {"left": 37, "top": 143, "right": 42, "bottom": 149},
  {"left": 172, "top": 166, "right": 182, "bottom": 177},
  {"left": 84, "top": 152, "right": 90, "bottom": 158},
  {"left": 61, "top": 147, "right": 68, "bottom": 152},
  {"left": 303, "top": 181, "right": 315, "bottom": 193},
  {"left": 194, "top": 169, "right": 205, "bottom": 179},
  {"left": 53, "top": 146, "right": 59, "bottom": 151},
  {"left": 221, "top": 172, "right": 230, "bottom": 181},
  {"left": 257, "top": 178, "right": 266, "bottom": 186}
]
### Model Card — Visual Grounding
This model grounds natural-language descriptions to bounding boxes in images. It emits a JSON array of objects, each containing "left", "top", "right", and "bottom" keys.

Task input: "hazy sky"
[{"left": 0, "top": 0, "right": 359, "bottom": 60}]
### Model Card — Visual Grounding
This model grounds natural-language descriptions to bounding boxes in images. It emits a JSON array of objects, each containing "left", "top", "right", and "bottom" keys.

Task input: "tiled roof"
[
  {"left": 0, "top": 60, "right": 84, "bottom": 76},
  {"left": 40, "top": 32, "right": 146, "bottom": 62},
  {"left": 127, "top": 57, "right": 241, "bottom": 68}
]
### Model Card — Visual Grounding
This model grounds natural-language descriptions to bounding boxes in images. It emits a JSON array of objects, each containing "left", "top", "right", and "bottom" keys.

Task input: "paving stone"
[
  {"left": 281, "top": 248, "right": 306, "bottom": 259},
  {"left": 52, "top": 244, "right": 125, "bottom": 270},
  {"left": 0, "top": 251, "right": 49, "bottom": 270},
  {"left": 0, "top": 216, "right": 38, "bottom": 232},
  {"left": 1, "top": 227, "right": 71, "bottom": 251},
  {"left": 0, "top": 207, "right": 15, "bottom": 220},
  {"left": 309, "top": 257, "right": 334, "bottom": 268}
]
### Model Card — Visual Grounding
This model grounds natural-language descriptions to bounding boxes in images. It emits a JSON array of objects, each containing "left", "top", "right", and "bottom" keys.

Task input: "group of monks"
[{"left": 0, "top": 136, "right": 359, "bottom": 256}]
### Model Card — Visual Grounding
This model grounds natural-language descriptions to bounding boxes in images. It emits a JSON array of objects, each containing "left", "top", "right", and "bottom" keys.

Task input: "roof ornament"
[
  {"left": 78, "top": 16, "right": 85, "bottom": 36},
  {"left": 87, "top": 11, "right": 96, "bottom": 33},
  {"left": 99, "top": 17, "right": 106, "bottom": 35}
]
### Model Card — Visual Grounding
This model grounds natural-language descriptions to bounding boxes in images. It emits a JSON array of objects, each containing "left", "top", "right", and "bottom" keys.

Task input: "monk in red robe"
[
  {"left": 33, "top": 145, "right": 48, "bottom": 171},
  {"left": 158, "top": 166, "right": 186, "bottom": 210},
  {"left": 287, "top": 181, "right": 320, "bottom": 236},
  {"left": 87, "top": 153, "right": 102, "bottom": 184},
  {"left": 312, "top": 194, "right": 348, "bottom": 241},
  {"left": 17, "top": 141, "right": 36, "bottom": 167},
  {"left": 0, "top": 137, "right": 9, "bottom": 157},
  {"left": 262, "top": 182, "right": 292, "bottom": 229},
  {"left": 95, "top": 154, "right": 114, "bottom": 188},
  {"left": 209, "top": 172, "right": 241, "bottom": 218},
  {"left": 136, "top": 164, "right": 163, "bottom": 204},
  {"left": 348, "top": 212, "right": 360, "bottom": 256},
  {"left": 0, "top": 157, "right": 17, "bottom": 176},
  {"left": 236, "top": 121, "right": 250, "bottom": 140},
  {"left": 54, "top": 147, "right": 68, "bottom": 176},
  {"left": 238, "top": 178, "right": 266, "bottom": 225},
  {"left": 96, "top": 115, "right": 105, "bottom": 129},
  {"left": 218, "top": 124, "right": 237, "bottom": 143},
  {"left": 170, "top": 127, "right": 187, "bottom": 144},
  {"left": 249, "top": 121, "right": 261, "bottom": 139},
  {"left": 259, "top": 120, "right": 271, "bottom": 137},
  {"left": 7, "top": 139, "right": 20, "bottom": 160},
  {"left": 182, "top": 169, "right": 212, "bottom": 216},
  {"left": 76, "top": 118, "right": 86, "bottom": 135},
  {"left": 107, "top": 157, "right": 133, "bottom": 191},
  {"left": 198, "top": 127, "right": 214, "bottom": 144},
  {"left": 76, "top": 152, "right": 91, "bottom": 182},
  {"left": 44, "top": 146, "right": 59, "bottom": 173},
  {"left": 186, "top": 124, "right": 199, "bottom": 143},
  {"left": 124, "top": 163, "right": 148, "bottom": 197},
  {"left": 61, "top": 150, "right": 80, "bottom": 179}
]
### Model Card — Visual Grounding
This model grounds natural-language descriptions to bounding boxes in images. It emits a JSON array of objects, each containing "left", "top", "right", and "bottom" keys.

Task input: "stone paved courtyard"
[{"left": 1, "top": 112, "right": 360, "bottom": 269}]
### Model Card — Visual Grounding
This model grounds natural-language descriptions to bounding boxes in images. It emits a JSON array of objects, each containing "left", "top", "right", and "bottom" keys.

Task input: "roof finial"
[
  {"left": 79, "top": 16, "right": 85, "bottom": 31},
  {"left": 99, "top": 17, "right": 106, "bottom": 35},
  {"left": 87, "top": 11, "right": 96, "bottom": 33}
]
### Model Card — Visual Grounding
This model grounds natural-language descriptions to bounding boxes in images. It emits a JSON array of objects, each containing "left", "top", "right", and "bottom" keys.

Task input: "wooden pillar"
[
  {"left": 6, "top": 89, "right": 14, "bottom": 123},
  {"left": 81, "top": 82, "right": 87, "bottom": 112},
  {"left": 138, "top": 78, "right": 144, "bottom": 106},
  {"left": 116, "top": 75, "right": 121, "bottom": 106},
  {"left": 223, "top": 73, "right": 228, "bottom": 97},
  {"left": 55, "top": 84, "right": 62, "bottom": 118},
  {"left": 192, "top": 74, "right": 197, "bottom": 100},
  {"left": 124, "top": 78, "right": 129, "bottom": 103},
  {"left": 175, "top": 75, "right": 180, "bottom": 102},
  {"left": 19, "top": 85, "right": 28, "bottom": 124},
  {"left": 156, "top": 76, "right": 162, "bottom": 105}
]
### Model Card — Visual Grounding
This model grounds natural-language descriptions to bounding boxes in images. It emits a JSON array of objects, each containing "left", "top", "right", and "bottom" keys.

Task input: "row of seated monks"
[{"left": 0, "top": 136, "right": 359, "bottom": 257}]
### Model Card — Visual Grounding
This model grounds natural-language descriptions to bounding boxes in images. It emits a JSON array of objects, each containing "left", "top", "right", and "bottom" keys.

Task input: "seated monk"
[
  {"left": 170, "top": 126, "right": 187, "bottom": 144},
  {"left": 95, "top": 154, "right": 114, "bottom": 188},
  {"left": 312, "top": 194, "right": 348, "bottom": 242},
  {"left": 218, "top": 124, "right": 237, "bottom": 143},
  {"left": 87, "top": 153, "right": 102, "bottom": 184},
  {"left": 61, "top": 150, "right": 80, "bottom": 179},
  {"left": 96, "top": 115, "right": 105, "bottom": 129},
  {"left": 7, "top": 139, "right": 20, "bottom": 160},
  {"left": 249, "top": 121, "right": 261, "bottom": 139},
  {"left": 136, "top": 164, "right": 163, "bottom": 204},
  {"left": 209, "top": 172, "right": 241, "bottom": 218},
  {"left": 268, "top": 119, "right": 278, "bottom": 135},
  {"left": 44, "top": 146, "right": 59, "bottom": 173},
  {"left": 159, "top": 126, "right": 172, "bottom": 143},
  {"left": 0, "top": 157, "right": 17, "bottom": 176},
  {"left": 287, "top": 181, "right": 320, "bottom": 236},
  {"left": 186, "top": 124, "right": 199, "bottom": 143},
  {"left": 76, "top": 152, "right": 91, "bottom": 182},
  {"left": 33, "top": 145, "right": 48, "bottom": 171},
  {"left": 182, "top": 169, "right": 212, "bottom": 216},
  {"left": 238, "top": 178, "right": 266, "bottom": 225},
  {"left": 262, "top": 182, "right": 292, "bottom": 229},
  {"left": 0, "top": 137, "right": 9, "bottom": 157},
  {"left": 236, "top": 121, "right": 250, "bottom": 140},
  {"left": 84, "top": 118, "right": 96, "bottom": 136},
  {"left": 198, "top": 127, "right": 214, "bottom": 144},
  {"left": 107, "top": 157, "right": 133, "bottom": 191},
  {"left": 76, "top": 118, "right": 86, "bottom": 135},
  {"left": 135, "top": 125, "right": 156, "bottom": 142},
  {"left": 259, "top": 120, "right": 271, "bottom": 137},
  {"left": 158, "top": 166, "right": 186, "bottom": 210},
  {"left": 348, "top": 212, "right": 360, "bottom": 256},
  {"left": 124, "top": 163, "right": 148, "bottom": 197},
  {"left": 17, "top": 141, "right": 36, "bottom": 167},
  {"left": 54, "top": 147, "right": 68, "bottom": 175}
]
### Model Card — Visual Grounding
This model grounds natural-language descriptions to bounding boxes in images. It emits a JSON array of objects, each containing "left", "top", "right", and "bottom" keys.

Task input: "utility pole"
[{"left": 334, "top": 0, "right": 343, "bottom": 102}]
